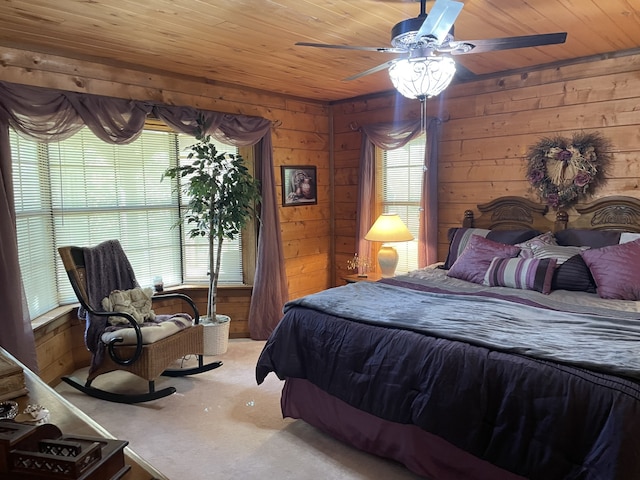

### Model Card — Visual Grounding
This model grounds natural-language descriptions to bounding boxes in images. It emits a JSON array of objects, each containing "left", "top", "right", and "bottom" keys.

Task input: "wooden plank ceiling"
[{"left": 0, "top": 0, "right": 639, "bottom": 102}]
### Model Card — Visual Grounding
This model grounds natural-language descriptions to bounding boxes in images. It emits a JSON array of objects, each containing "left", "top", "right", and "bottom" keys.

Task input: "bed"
[{"left": 256, "top": 195, "right": 640, "bottom": 480}]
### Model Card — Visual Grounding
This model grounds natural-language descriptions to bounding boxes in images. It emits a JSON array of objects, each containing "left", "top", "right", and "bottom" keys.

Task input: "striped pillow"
[
  {"left": 443, "top": 228, "right": 491, "bottom": 269},
  {"left": 484, "top": 257, "right": 557, "bottom": 294},
  {"left": 551, "top": 254, "right": 596, "bottom": 293},
  {"left": 531, "top": 244, "right": 588, "bottom": 265}
]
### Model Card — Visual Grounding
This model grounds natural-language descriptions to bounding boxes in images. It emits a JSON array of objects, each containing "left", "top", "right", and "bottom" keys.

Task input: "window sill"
[
  {"left": 31, "top": 284, "right": 253, "bottom": 331},
  {"left": 164, "top": 283, "right": 253, "bottom": 291},
  {"left": 32, "top": 304, "right": 78, "bottom": 331}
]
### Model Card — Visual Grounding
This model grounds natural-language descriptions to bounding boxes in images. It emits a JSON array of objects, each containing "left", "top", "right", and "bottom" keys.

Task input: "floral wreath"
[{"left": 525, "top": 131, "right": 612, "bottom": 209}]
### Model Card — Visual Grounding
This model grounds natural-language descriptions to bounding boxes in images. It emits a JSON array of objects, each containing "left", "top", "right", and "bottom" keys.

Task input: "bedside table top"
[{"left": 343, "top": 273, "right": 383, "bottom": 283}]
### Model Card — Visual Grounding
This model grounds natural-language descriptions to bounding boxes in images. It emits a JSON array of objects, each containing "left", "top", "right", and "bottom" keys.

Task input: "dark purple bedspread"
[{"left": 256, "top": 306, "right": 640, "bottom": 480}]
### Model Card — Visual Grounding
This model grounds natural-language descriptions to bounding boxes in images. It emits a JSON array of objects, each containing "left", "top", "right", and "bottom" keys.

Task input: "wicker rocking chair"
[{"left": 58, "top": 240, "right": 222, "bottom": 404}]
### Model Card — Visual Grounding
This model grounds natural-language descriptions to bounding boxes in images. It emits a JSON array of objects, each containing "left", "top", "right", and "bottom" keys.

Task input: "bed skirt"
[{"left": 281, "top": 377, "right": 525, "bottom": 480}]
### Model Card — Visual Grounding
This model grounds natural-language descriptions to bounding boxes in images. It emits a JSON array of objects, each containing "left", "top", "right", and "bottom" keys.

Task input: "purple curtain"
[
  {"left": 418, "top": 117, "right": 441, "bottom": 267},
  {"left": 248, "top": 133, "right": 289, "bottom": 339},
  {"left": 356, "top": 118, "right": 440, "bottom": 271},
  {"left": 0, "top": 119, "right": 37, "bottom": 371},
  {"left": 0, "top": 81, "right": 288, "bottom": 366}
]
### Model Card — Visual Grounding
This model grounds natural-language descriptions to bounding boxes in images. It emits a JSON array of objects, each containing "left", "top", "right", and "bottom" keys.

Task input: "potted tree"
[{"left": 163, "top": 115, "right": 261, "bottom": 354}]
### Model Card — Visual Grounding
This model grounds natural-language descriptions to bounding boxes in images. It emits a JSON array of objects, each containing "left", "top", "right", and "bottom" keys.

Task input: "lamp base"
[{"left": 377, "top": 246, "right": 399, "bottom": 278}]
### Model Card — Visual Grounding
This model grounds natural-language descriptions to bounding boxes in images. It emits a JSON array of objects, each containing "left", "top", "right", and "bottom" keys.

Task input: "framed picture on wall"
[{"left": 281, "top": 166, "right": 317, "bottom": 206}]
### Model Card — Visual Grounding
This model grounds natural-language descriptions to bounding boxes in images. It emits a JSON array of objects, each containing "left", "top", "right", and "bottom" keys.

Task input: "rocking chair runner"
[{"left": 58, "top": 240, "right": 222, "bottom": 404}]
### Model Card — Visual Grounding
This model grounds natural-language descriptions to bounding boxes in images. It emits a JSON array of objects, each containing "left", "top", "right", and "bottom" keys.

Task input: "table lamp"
[{"left": 364, "top": 213, "right": 414, "bottom": 278}]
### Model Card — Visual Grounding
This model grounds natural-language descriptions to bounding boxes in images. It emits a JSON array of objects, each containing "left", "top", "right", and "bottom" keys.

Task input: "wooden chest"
[{"left": 0, "top": 352, "right": 27, "bottom": 401}]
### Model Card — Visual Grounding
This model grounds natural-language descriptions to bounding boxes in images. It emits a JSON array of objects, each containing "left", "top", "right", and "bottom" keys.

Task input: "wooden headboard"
[
  {"left": 568, "top": 196, "right": 640, "bottom": 232},
  {"left": 463, "top": 195, "right": 640, "bottom": 233}
]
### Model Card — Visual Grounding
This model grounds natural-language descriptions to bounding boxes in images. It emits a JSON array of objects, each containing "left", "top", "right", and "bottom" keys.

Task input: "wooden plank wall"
[
  {"left": 33, "top": 311, "right": 85, "bottom": 385},
  {"left": 332, "top": 51, "right": 640, "bottom": 272},
  {"left": 439, "top": 52, "right": 640, "bottom": 252},
  {"left": 0, "top": 46, "right": 332, "bottom": 380}
]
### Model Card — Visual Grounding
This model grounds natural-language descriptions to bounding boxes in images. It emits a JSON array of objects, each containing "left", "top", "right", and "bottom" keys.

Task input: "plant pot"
[{"left": 201, "top": 315, "right": 230, "bottom": 356}]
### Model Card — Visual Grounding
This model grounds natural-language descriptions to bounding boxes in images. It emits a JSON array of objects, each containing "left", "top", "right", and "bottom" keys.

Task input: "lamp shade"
[
  {"left": 388, "top": 56, "right": 456, "bottom": 100},
  {"left": 364, "top": 214, "right": 414, "bottom": 243},
  {"left": 365, "top": 214, "right": 413, "bottom": 278}
]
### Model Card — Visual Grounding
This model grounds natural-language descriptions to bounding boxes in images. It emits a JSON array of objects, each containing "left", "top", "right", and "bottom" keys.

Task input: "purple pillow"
[
  {"left": 581, "top": 239, "right": 640, "bottom": 300},
  {"left": 484, "top": 257, "right": 557, "bottom": 294},
  {"left": 443, "top": 228, "right": 539, "bottom": 269},
  {"left": 551, "top": 254, "right": 596, "bottom": 293},
  {"left": 447, "top": 235, "right": 521, "bottom": 284},
  {"left": 487, "top": 229, "right": 541, "bottom": 245},
  {"left": 443, "top": 228, "right": 490, "bottom": 269},
  {"left": 555, "top": 229, "right": 621, "bottom": 248}
]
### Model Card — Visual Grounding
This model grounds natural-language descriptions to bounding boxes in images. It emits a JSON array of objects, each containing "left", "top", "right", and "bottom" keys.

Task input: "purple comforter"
[{"left": 256, "top": 281, "right": 640, "bottom": 479}]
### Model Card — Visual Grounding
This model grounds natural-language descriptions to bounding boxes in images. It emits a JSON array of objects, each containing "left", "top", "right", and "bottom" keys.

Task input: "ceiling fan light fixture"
[
  {"left": 388, "top": 56, "right": 456, "bottom": 100},
  {"left": 295, "top": 0, "right": 567, "bottom": 91}
]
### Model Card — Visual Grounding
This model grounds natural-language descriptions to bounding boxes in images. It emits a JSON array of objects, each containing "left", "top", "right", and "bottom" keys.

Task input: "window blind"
[
  {"left": 381, "top": 136, "right": 425, "bottom": 274},
  {"left": 48, "top": 128, "right": 182, "bottom": 304},
  {"left": 11, "top": 130, "right": 58, "bottom": 318}
]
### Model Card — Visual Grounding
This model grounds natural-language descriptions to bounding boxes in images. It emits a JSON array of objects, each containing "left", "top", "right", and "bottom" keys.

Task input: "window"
[
  {"left": 377, "top": 135, "right": 425, "bottom": 274},
  {"left": 11, "top": 127, "right": 253, "bottom": 320}
]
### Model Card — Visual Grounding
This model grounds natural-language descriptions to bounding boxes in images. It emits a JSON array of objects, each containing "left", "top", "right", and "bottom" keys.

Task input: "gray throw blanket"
[
  {"left": 79, "top": 239, "right": 137, "bottom": 373},
  {"left": 286, "top": 279, "right": 640, "bottom": 380}
]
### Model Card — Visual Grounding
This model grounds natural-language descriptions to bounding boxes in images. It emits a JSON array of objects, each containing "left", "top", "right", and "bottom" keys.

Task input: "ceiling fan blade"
[
  {"left": 415, "top": 0, "right": 464, "bottom": 44},
  {"left": 344, "top": 59, "right": 399, "bottom": 81},
  {"left": 295, "top": 42, "right": 404, "bottom": 54},
  {"left": 451, "top": 32, "right": 567, "bottom": 55}
]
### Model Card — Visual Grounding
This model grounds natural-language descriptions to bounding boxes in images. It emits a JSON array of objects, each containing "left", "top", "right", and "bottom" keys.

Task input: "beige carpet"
[{"left": 55, "top": 339, "right": 422, "bottom": 479}]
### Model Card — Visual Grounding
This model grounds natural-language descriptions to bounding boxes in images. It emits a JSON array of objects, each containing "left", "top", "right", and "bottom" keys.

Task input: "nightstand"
[{"left": 343, "top": 273, "right": 383, "bottom": 283}]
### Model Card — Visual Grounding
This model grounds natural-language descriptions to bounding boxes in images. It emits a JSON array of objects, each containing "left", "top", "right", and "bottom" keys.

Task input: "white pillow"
[{"left": 620, "top": 232, "right": 640, "bottom": 244}]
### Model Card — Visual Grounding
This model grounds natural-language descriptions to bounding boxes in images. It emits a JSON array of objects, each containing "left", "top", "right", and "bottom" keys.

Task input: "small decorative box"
[{"left": 0, "top": 423, "right": 130, "bottom": 479}]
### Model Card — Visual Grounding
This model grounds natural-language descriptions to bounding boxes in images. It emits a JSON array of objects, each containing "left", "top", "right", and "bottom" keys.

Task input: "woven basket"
[{"left": 202, "top": 315, "right": 230, "bottom": 356}]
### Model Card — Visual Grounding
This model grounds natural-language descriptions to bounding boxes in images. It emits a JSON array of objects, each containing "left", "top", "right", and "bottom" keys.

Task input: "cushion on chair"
[
  {"left": 101, "top": 287, "right": 156, "bottom": 325},
  {"left": 101, "top": 314, "right": 193, "bottom": 345}
]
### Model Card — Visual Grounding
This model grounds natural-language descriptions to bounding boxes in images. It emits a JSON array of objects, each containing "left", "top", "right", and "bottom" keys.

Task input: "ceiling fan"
[{"left": 296, "top": 0, "right": 567, "bottom": 99}]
